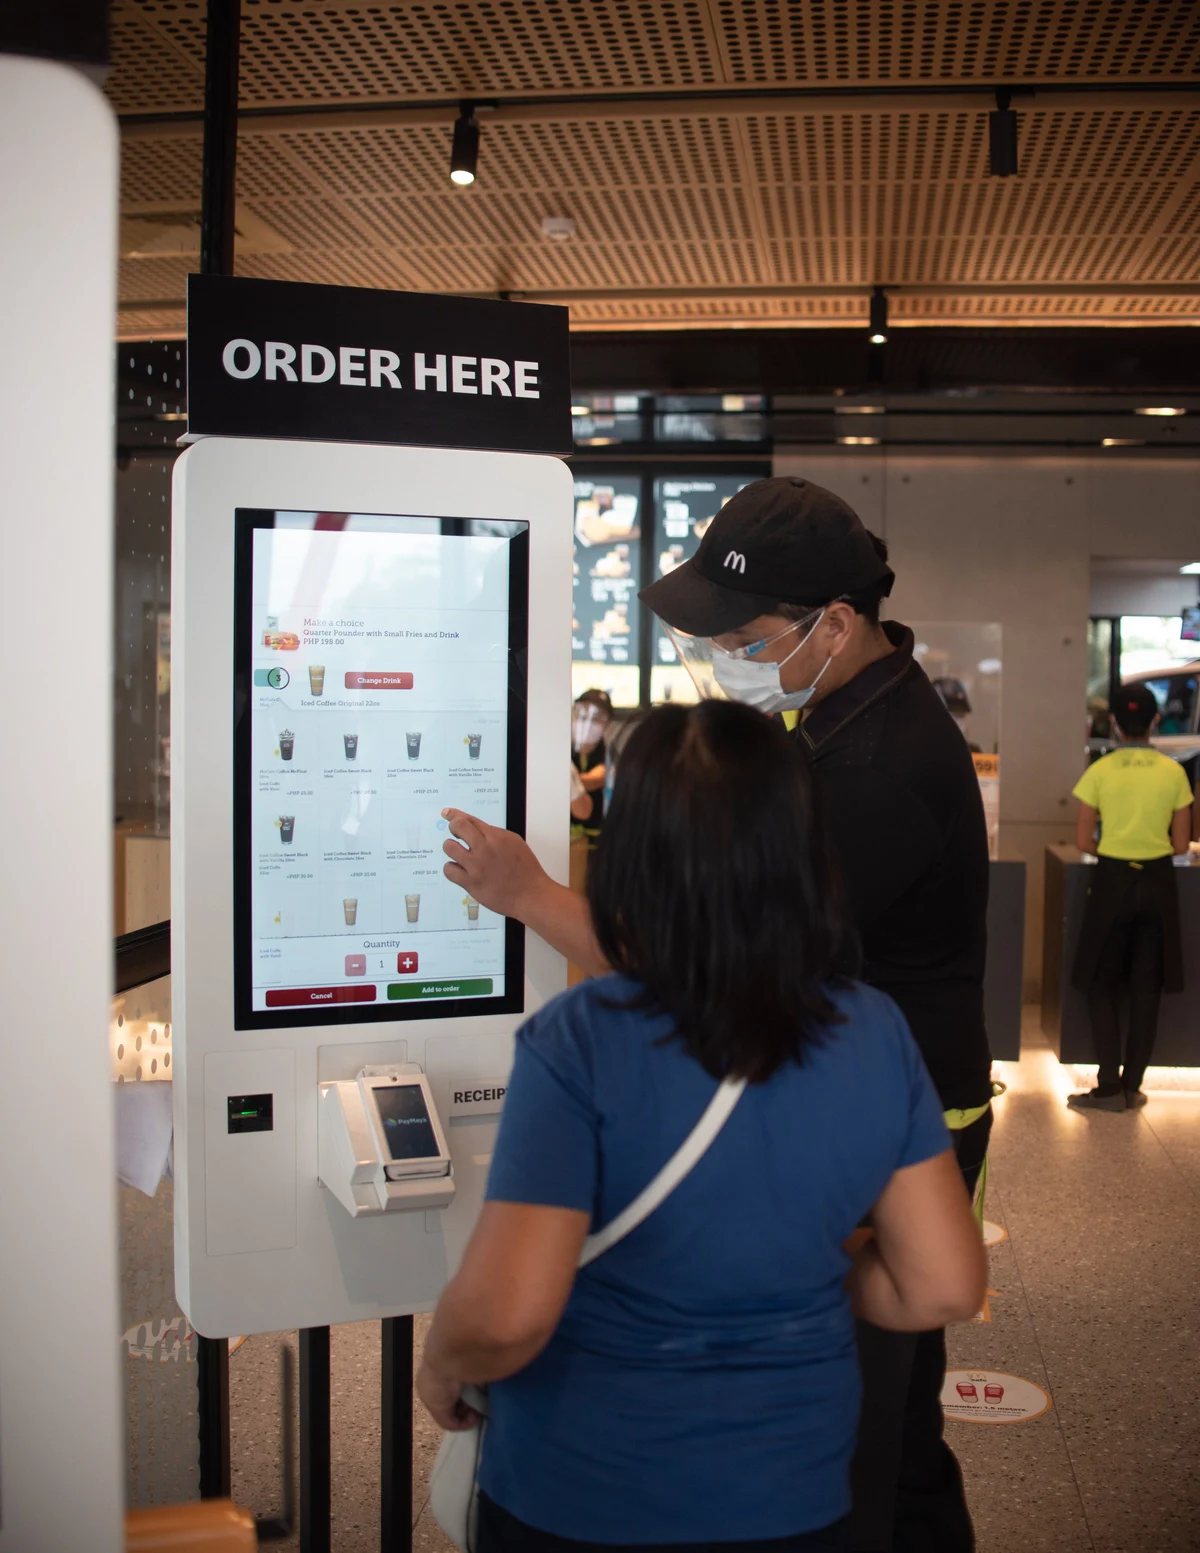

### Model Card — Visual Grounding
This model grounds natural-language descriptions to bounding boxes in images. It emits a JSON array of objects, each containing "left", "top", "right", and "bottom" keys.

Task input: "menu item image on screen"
[{"left": 233, "top": 509, "right": 528, "bottom": 1029}]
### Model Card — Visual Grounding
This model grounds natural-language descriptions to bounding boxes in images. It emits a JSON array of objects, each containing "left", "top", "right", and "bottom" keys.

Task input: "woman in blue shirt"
[{"left": 418, "top": 700, "right": 985, "bottom": 1551}]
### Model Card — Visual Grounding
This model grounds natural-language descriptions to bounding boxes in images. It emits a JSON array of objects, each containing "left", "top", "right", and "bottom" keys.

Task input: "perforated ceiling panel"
[{"left": 111, "top": 0, "right": 1200, "bottom": 338}]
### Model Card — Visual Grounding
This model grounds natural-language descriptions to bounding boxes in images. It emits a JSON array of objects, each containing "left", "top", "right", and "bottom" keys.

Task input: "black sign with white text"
[{"left": 187, "top": 274, "right": 573, "bottom": 455}]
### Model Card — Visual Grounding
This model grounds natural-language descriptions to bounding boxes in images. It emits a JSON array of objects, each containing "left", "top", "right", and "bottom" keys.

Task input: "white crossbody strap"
[{"left": 578, "top": 1076, "right": 747, "bottom": 1268}]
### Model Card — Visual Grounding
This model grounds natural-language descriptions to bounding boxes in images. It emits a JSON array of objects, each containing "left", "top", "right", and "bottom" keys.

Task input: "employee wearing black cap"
[{"left": 440, "top": 478, "right": 993, "bottom": 1553}]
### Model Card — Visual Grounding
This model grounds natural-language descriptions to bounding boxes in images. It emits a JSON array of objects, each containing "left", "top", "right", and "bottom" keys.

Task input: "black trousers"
[
  {"left": 476, "top": 1493, "right": 850, "bottom": 1552},
  {"left": 848, "top": 1108, "right": 992, "bottom": 1553},
  {"left": 1085, "top": 867, "right": 1168, "bottom": 1091}
]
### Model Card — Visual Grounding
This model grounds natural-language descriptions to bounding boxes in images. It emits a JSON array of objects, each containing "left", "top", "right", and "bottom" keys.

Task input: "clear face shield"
[
  {"left": 661, "top": 611, "right": 825, "bottom": 707},
  {"left": 572, "top": 703, "right": 610, "bottom": 749}
]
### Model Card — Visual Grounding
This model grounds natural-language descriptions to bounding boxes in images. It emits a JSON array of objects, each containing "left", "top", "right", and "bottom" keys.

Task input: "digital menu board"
[
  {"left": 650, "top": 475, "right": 762, "bottom": 702},
  {"left": 572, "top": 475, "right": 641, "bottom": 707},
  {"left": 233, "top": 509, "right": 528, "bottom": 1028}
]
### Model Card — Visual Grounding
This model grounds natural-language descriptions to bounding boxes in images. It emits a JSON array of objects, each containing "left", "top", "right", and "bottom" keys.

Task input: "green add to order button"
[{"left": 387, "top": 978, "right": 493, "bottom": 1001}]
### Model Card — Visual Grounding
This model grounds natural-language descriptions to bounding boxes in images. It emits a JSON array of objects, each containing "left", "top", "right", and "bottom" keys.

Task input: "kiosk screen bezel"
[{"left": 232, "top": 506, "right": 529, "bottom": 1030}]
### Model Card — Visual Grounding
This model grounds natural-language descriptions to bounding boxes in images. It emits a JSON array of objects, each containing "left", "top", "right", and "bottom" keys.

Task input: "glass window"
[
  {"left": 1118, "top": 616, "right": 1198, "bottom": 679},
  {"left": 648, "top": 474, "right": 764, "bottom": 703},
  {"left": 572, "top": 475, "right": 642, "bottom": 707}
]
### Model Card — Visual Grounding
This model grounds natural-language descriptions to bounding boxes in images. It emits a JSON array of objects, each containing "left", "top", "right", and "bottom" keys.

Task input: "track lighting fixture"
[
  {"left": 989, "top": 90, "right": 1019, "bottom": 176},
  {"left": 450, "top": 103, "right": 479, "bottom": 186},
  {"left": 868, "top": 286, "right": 888, "bottom": 345}
]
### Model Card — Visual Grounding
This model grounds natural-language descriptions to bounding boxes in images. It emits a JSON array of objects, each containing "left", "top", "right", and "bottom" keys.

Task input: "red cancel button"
[
  {"left": 265, "top": 985, "right": 377, "bottom": 1007},
  {"left": 345, "top": 671, "right": 413, "bottom": 690}
]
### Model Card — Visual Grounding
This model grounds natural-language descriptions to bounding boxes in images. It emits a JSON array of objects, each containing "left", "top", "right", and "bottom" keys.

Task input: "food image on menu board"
[
  {"left": 572, "top": 476, "right": 642, "bottom": 704},
  {"left": 592, "top": 543, "right": 632, "bottom": 579}
]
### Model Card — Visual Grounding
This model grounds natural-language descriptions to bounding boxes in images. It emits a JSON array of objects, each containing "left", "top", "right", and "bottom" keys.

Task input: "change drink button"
[{"left": 345, "top": 671, "right": 413, "bottom": 690}]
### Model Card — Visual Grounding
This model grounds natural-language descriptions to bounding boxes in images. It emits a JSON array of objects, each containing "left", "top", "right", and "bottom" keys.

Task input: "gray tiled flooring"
[{"left": 226, "top": 1010, "right": 1200, "bottom": 1550}]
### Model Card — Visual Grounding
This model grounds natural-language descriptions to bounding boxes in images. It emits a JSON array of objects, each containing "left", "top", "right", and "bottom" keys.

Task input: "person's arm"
[
  {"left": 1075, "top": 801, "right": 1100, "bottom": 856},
  {"left": 441, "top": 808, "right": 609, "bottom": 975},
  {"left": 417, "top": 1200, "right": 589, "bottom": 1429},
  {"left": 847, "top": 1150, "right": 987, "bottom": 1331},
  {"left": 571, "top": 789, "right": 594, "bottom": 821},
  {"left": 1172, "top": 802, "right": 1193, "bottom": 856},
  {"left": 578, "top": 763, "right": 606, "bottom": 793}
]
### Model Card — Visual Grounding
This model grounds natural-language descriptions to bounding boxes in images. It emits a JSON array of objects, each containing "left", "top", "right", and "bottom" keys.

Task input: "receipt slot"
[{"left": 319, "top": 1067, "right": 455, "bottom": 1217}]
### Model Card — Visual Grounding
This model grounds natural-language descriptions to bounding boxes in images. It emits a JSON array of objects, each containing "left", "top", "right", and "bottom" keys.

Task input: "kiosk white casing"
[{"left": 172, "top": 436, "right": 572, "bottom": 1335}]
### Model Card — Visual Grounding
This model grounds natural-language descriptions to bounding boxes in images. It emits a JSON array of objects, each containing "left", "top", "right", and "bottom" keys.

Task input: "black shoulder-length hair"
[{"left": 586, "top": 699, "right": 858, "bottom": 1084}]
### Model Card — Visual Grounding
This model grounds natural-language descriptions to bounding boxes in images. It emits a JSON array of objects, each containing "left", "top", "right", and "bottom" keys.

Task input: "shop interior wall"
[
  {"left": 773, "top": 449, "right": 1200, "bottom": 1002},
  {"left": 1089, "top": 568, "right": 1200, "bottom": 618}
]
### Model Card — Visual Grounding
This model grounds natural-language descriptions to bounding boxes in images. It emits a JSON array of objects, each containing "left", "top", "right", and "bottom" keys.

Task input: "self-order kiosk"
[{"left": 172, "top": 277, "right": 574, "bottom": 1336}]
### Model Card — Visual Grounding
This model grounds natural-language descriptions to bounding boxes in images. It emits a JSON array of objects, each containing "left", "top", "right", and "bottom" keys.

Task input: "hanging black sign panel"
[{"left": 186, "top": 274, "right": 573, "bottom": 456}]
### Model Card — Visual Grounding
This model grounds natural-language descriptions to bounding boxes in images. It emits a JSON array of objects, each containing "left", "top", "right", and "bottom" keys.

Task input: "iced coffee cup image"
[
  {"left": 279, "top": 730, "right": 294, "bottom": 761},
  {"left": 308, "top": 664, "right": 326, "bottom": 696},
  {"left": 343, "top": 733, "right": 358, "bottom": 760},
  {"left": 278, "top": 815, "right": 295, "bottom": 844},
  {"left": 405, "top": 893, "right": 421, "bottom": 923},
  {"left": 405, "top": 731, "right": 422, "bottom": 759},
  {"left": 466, "top": 733, "right": 482, "bottom": 759},
  {"left": 464, "top": 896, "right": 480, "bottom": 924},
  {"left": 343, "top": 897, "right": 358, "bottom": 926}
]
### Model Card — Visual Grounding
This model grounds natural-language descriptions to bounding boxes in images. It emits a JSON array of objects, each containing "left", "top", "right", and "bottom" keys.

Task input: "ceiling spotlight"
[
  {"left": 989, "top": 89, "right": 1019, "bottom": 176},
  {"left": 1135, "top": 406, "right": 1187, "bottom": 417},
  {"left": 1101, "top": 438, "right": 1143, "bottom": 447},
  {"left": 450, "top": 103, "right": 479, "bottom": 186},
  {"left": 868, "top": 286, "right": 888, "bottom": 345},
  {"left": 838, "top": 436, "right": 881, "bottom": 446},
  {"left": 1180, "top": 562, "right": 1200, "bottom": 575},
  {"left": 837, "top": 404, "right": 885, "bottom": 415}
]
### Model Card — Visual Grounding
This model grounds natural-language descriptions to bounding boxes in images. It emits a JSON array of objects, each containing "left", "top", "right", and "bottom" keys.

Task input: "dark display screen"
[{"left": 375, "top": 1084, "right": 440, "bottom": 1161}]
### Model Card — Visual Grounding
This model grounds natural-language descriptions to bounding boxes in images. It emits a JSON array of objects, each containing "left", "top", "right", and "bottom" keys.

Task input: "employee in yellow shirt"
[{"left": 1069, "top": 684, "right": 1194, "bottom": 1111}]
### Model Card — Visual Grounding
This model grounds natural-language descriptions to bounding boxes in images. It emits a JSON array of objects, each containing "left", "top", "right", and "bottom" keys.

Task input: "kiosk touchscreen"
[
  {"left": 236, "top": 508, "right": 528, "bottom": 1025},
  {"left": 172, "top": 437, "right": 572, "bottom": 1336}
]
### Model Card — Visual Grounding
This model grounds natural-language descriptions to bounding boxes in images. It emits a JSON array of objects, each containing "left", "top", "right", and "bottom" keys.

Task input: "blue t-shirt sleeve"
[
  {"left": 888, "top": 1001, "right": 953, "bottom": 1169},
  {"left": 485, "top": 1002, "right": 599, "bottom": 1213}
]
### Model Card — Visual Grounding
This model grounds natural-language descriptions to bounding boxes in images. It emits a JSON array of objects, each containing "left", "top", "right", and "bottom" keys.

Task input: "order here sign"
[{"left": 186, "top": 273, "right": 573, "bottom": 456}]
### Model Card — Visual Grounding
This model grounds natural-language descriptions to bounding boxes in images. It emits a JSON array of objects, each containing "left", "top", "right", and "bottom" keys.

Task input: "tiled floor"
[{"left": 227, "top": 1009, "right": 1200, "bottom": 1551}]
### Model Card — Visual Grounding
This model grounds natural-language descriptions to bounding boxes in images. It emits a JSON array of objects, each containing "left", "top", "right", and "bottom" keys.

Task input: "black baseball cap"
[{"left": 640, "top": 477, "right": 894, "bottom": 637}]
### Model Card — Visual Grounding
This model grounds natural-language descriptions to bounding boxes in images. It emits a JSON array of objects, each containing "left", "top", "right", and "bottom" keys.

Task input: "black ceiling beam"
[
  {"left": 569, "top": 327, "right": 1200, "bottom": 396},
  {"left": 119, "top": 76, "right": 1200, "bottom": 132}
]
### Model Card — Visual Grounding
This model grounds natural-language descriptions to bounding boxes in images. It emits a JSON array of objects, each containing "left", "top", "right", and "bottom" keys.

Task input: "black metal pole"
[
  {"left": 300, "top": 1327, "right": 332, "bottom": 1553},
  {"left": 196, "top": 1335, "right": 231, "bottom": 1498},
  {"left": 380, "top": 1316, "right": 415, "bottom": 1552},
  {"left": 200, "top": 0, "right": 241, "bottom": 276}
]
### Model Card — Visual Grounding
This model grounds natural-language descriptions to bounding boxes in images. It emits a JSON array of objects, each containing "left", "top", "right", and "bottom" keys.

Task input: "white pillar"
[{"left": 0, "top": 57, "right": 123, "bottom": 1553}]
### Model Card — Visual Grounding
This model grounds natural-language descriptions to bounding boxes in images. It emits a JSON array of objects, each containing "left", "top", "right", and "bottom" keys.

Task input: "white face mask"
[{"left": 711, "top": 610, "right": 832, "bottom": 714}]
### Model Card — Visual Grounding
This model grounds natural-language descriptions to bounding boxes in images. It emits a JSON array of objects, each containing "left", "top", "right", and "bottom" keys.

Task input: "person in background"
[
  {"left": 418, "top": 701, "right": 986, "bottom": 1553},
  {"left": 440, "top": 479, "right": 994, "bottom": 1553},
  {"left": 1069, "top": 683, "right": 1193, "bottom": 1112},
  {"left": 571, "top": 689, "right": 613, "bottom": 838}
]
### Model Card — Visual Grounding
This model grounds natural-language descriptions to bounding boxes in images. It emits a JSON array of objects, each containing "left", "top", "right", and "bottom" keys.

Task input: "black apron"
[{"left": 1070, "top": 854, "right": 1184, "bottom": 995}]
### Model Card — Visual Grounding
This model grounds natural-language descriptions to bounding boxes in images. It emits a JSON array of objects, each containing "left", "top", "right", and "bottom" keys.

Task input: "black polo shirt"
[{"left": 798, "top": 622, "right": 993, "bottom": 1110}]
